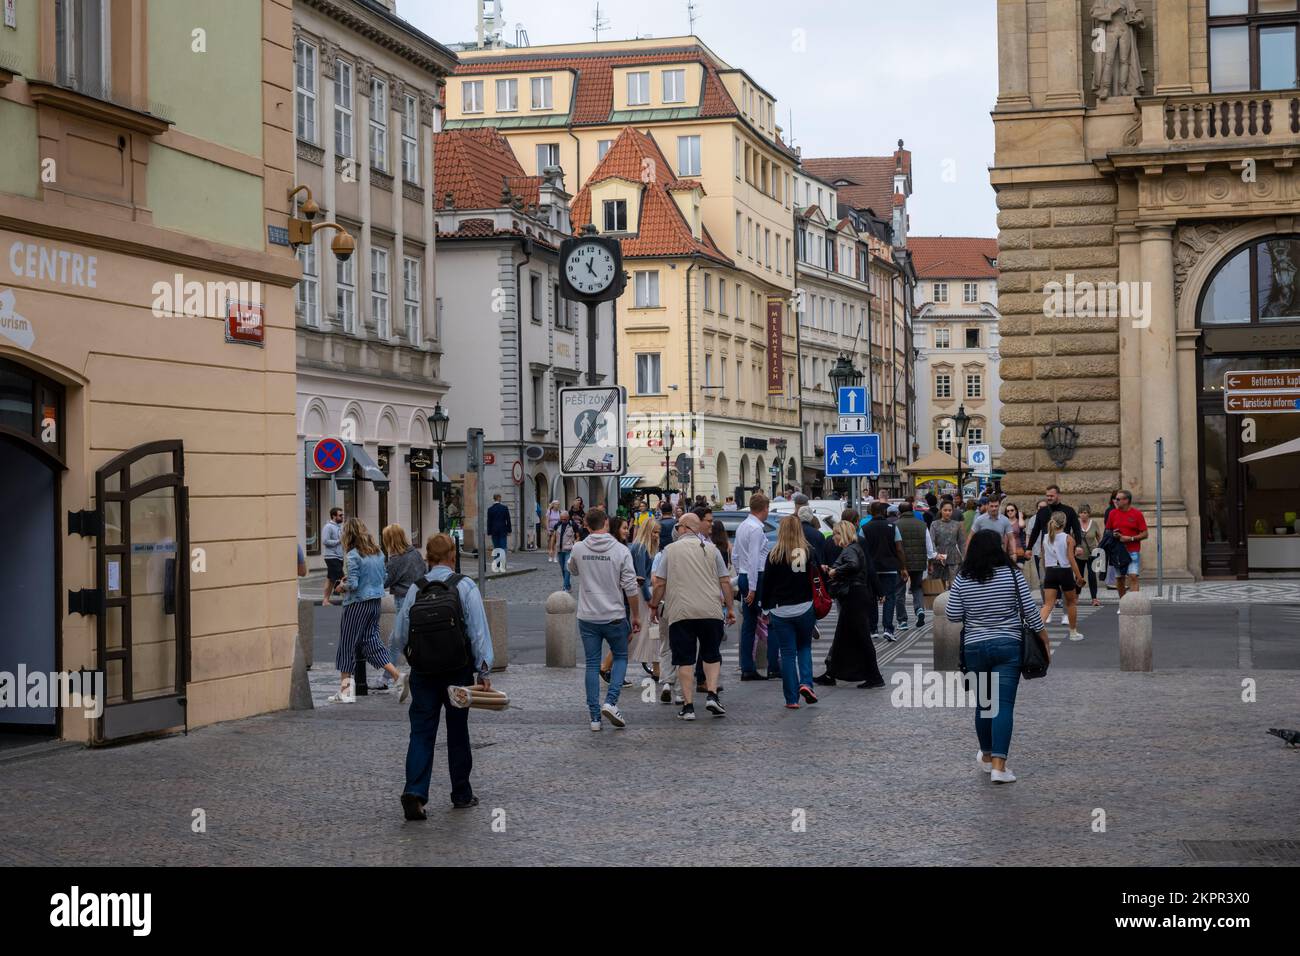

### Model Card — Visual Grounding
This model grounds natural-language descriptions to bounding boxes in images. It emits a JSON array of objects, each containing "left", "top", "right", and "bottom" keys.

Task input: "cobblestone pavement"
[{"left": 2, "top": 661, "right": 1297, "bottom": 866}]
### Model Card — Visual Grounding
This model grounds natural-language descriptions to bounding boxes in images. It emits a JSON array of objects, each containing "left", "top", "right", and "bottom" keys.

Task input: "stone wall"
[{"left": 995, "top": 178, "right": 1121, "bottom": 498}]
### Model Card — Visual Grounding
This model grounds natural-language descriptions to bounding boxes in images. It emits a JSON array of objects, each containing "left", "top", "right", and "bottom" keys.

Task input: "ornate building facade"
[{"left": 994, "top": 0, "right": 1300, "bottom": 579}]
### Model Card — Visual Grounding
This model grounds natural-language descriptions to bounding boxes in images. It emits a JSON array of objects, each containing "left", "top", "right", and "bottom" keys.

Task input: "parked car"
[
  {"left": 770, "top": 498, "right": 844, "bottom": 532},
  {"left": 713, "top": 509, "right": 778, "bottom": 546}
]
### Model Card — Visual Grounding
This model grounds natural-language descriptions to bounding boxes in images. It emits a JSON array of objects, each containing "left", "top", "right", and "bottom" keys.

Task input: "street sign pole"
[
  {"left": 468, "top": 428, "right": 487, "bottom": 593},
  {"left": 1155, "top": 437, "right": 1164, "bottom": 598}
]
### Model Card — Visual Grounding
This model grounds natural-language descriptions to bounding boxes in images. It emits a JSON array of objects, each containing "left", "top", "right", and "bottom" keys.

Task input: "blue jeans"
[
  {"left": 403, "top": 667, "right": 474, "bottom": 805},
  {"left": 767, "top": 607, "right": 816, "bottom": 704},
  {"left": 896, "top": 573, "right": 925, "bottom": 624},
  {"left": 737, "top": 574, "right": 779, "bottom": 674},
  {"left": 963, "top": 636, "right": 1022, "bottom": 760},
  {"left": 491, "top": 533, "right": 508, "bottom": 551},
  {"left": 877, "top": 572, "right": 899, "bottom": 633},
  {"left": 558, "top": 551, "right": 571, "bottom": 590},
  {"left": 578, "top": 619, "right": 628, "bottom": 720}
]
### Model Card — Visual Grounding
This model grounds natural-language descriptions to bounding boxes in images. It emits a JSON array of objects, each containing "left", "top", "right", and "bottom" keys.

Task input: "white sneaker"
[
  {"left": 991, "top": 768, "right": 1017, "bottom": 784},
  {"left": 976, "top": 750, "right": 992, "bottom": 773},
  {"left": 1069, "top": 631, "right": 1085, "bottom": 642},
  {"left": 589, "top": 720, "right": 602, "bottom": 732},
  {"left": 328, "top": 678, "right": 356, "bottom": 703},
  {"left": 660, "top": 683, "right": 673, "bottom": 704},
  {"left": 600, "top": 702, "right": 627, "bottom": 728}
]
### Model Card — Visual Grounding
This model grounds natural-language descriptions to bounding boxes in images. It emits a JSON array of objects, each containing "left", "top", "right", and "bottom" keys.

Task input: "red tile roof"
[
  {"left": 803, "top": 152, "right": 911, "bottom": 219},
  {"left": 571, "top": 127, "right": 732, "bottom": 265},
  {"left": 433, "top": 127, "right": 543, "bottom": 210},
  {"left": 456, "top": 48, "right": 741, "bottom": 126},
  {"left": 908, "top": 237, "right": 1000, "bottom": 279}
]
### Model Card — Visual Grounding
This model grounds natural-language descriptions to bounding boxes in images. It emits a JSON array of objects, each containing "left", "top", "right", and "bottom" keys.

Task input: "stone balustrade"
[{"left": 1140, "top": 92, "right": 1300, "bottom": 148}]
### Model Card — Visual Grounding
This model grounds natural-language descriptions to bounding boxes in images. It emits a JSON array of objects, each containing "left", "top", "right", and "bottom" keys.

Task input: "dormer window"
[
  {"left": 663, "top": 69, "right": 686, "bottom": 103},
  {"left": 627, "top": 71, "right": 650, "bottom": 106},
  {"left": 602, "top": 199, "right": 627, "bottom": 232}
]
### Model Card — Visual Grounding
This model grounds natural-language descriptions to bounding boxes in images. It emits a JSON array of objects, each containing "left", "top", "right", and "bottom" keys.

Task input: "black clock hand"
[{"left": 587, "top": 260, "right": 596, "bottom": 277}]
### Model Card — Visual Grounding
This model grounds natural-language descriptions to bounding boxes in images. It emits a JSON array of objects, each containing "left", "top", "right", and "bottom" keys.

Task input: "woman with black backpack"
[{"left": 815, "top": 517, "right": 886, "bottom": 689}]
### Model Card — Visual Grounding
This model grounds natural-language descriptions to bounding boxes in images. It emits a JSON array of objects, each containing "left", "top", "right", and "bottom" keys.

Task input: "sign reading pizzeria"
[
  {"left": 766, "top": 297, "right": 784, "bottom": 395},
  {"left": 225, "top": 299, "right": 265, "bottom": 347},
  {"left": 1223, "top": 368, "right": 1300, "bottom": 414}
]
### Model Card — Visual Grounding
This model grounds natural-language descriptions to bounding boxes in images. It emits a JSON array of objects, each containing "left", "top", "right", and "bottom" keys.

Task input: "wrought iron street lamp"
[
  {"left": 772, "top": 437, "right": 788, "bottom": 498},
  {"left": 953, "top": 403, "right": 971, "bottom": 498},
  {"left": 430, "top": 403, "right": 449, "bottom": 532},
  {"left": 662, "top": 427, "right": 675, "bottom": 497}
]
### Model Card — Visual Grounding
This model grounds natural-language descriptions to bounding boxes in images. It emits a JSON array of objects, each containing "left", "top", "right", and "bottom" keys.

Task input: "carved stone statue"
[{"left": 1091, "top": 0, "right": 1145, "bottom": 99}]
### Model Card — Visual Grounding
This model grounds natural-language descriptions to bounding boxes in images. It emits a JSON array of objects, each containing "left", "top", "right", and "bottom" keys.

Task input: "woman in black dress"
[{"left": 815, "top": 518, "right": 885, "bottom": 688}]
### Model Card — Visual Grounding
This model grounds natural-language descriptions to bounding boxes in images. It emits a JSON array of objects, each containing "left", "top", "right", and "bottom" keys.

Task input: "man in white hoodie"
[{"left": 568, "top": 508, "right": 642, "bottom": 731}]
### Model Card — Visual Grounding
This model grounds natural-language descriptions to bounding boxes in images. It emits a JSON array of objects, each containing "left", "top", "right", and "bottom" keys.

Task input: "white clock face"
[{"left": 565, "top": 242, "right": 617, "bottom": 296}]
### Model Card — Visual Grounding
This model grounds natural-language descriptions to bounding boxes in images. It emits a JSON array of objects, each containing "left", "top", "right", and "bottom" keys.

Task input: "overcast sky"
[{"left": 404, "top": 0, "right": 999, "bottom": 238}]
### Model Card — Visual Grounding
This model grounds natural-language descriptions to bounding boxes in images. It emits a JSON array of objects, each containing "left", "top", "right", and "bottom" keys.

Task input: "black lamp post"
[
  {"left": 827, "top": 353, "right": 864, "bottom": 500},
  {"left": 429, "top": 403, "right": 449, "bottom": 532},
  {"left": 662, "top": 427, "right": 675, "bottom": 497},
  {"left": 953, "top": 403, "right": 971, "bottom": 499},
  {"left": 772, "top": 437, "right": 788, "bottom": 498}
]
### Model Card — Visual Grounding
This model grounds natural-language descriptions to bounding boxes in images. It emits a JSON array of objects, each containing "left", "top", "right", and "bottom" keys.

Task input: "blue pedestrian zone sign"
[
  {"left": 824, "top": 433, "right": 881, "bottom": 477},
  {"left": 837, "top": 386, "right": 868, "bottom": 416}
]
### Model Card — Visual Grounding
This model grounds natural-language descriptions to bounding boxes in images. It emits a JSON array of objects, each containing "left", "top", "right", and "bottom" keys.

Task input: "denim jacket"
[{"left": 344, "top": 550, "right": 387, "bottom": 604}]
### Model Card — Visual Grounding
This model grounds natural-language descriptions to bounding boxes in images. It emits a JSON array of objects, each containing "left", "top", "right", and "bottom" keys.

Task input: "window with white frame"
[
  {"left": 736, "top": 359, "right": 743, "bottom": 400},
  {"left": 718, "top": 278, "right": 727, "bottom": 315},
  {"left": 536, "top": 143, "right": 559, "bottom": 173},
  {"left": 634, "top": 270, "right": 660, "bottom": 307},
  {"left": 370, "top": 248, "right": 390, "bottom": 338},
  {"left": 965, "top": 327, "right": 981, "bottom": 349},
  {"left": 530, "top": 273, "right": 543, "bottom": 323},
  {"left": 294, "top": 37, "right": 317, "bottom": 142},
  {"left": 462, "top": 79, "right": 484, "bottom": 113},
  {"left": 597, "top": 139, "right": 613, "bottom": 161},
  {"left": 496, "top": 77, "right": 518, "bottom": 111},
  {"left": 334, "top": 59, "right": 353, "bottom": 158},
  {"left": 635, "top": 353, "right": 661, "bottom": 395},
  {"left": 935, "top": 373, "right": 952, "bottom": 399},
  {"left": 936, "top": 426, "right": 953, "bottom": 455},
  {"left": 703, "top": 273, "right": 713, "bottom": 311},
  {"left": 369, "top": 76, "right": 388, "bottom": 171},
  {"left": 602, "top": 199, "right": 627, "bottom": 232},
  {"left": 403, "top": 256, "right": 421, "bottom": 343},
  {"left": 530, "top": 76, "right": 553, "bottom": 109},
  {"left": 532, "top": 375, "right": 545, "bottom": 430},
  {"left": 967, "top": 426, "right": 984, "bottom": 446},
  {"left": 735, "top": 282, "right": 743, "bottom": 318},
  {"left": 933, "top": 281, "right": 949, "bottom": 303},
  {"left": 297, "top": 237, "right": 320, "bottom": 328},
  {"left": 401, "top": 93, "right": 419, "bottom": 183},
  {"left": 627, "top": 71, "right": 650, "bottom": 105},
  {"left": 337, "top": 253, "right": 356, "bottom": 334},
  {"left": 963, "top": 281, "right": 979, "bottom": 303},
  {"left": 704, "top": 354, "right": 713, "bottom": 387},
  {"left": 677, "top": 135, "right": 701, "bottom": 176},
  {"left": 934, "top": 326, "right": 951, "bottom": 349},
  {"left": 663, "top": 68, "right": 686, "bottom": 103},
  {"left": 966, "top": 373, "right": 983, "bottom": 399},
  {"left": 57, "top": 0, "right": 112, "bottom": 98},
  {"left": 735, "top": 213, "right": 743, "bottom": 252}
]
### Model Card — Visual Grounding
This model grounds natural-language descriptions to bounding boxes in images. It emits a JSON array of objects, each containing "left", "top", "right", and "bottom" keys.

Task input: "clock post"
[{"left": 559, "top": 224, "right": 627, "bottom": 387}]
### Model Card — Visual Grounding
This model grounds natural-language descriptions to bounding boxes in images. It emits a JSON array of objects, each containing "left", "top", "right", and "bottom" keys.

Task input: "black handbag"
[{"left": 1013, "top": 566, "right": 1050, "bottom": 680}]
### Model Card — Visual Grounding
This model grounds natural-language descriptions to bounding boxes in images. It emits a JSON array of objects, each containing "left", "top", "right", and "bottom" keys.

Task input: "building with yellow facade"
[{"left": 447, "top": 37, "right": 801, "bottom": 502}]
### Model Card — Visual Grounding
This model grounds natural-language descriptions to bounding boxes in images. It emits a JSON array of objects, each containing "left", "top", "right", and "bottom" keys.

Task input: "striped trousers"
[{"left": 336, "top": 598, "right": 392, "bottom": 672}]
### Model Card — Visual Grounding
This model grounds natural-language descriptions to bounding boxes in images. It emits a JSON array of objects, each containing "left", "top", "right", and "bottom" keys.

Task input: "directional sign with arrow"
[
  {"left": 1224, "top": 368, "right": 1300, "bottom": 414},
  {"left": 838, "top": 386, "right": 867, "bottom": 417}
]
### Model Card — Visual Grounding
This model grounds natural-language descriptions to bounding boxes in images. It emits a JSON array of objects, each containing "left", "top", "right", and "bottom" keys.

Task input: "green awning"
[
  {"left": 608, "top": 106, "right": 701, "bottom": 123},
  {"left": 444, "top": 114, "right": 573, "bottom": 130}
]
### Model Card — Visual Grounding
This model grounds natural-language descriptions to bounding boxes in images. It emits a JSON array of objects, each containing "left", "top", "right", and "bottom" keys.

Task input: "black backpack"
[{"left": 405, "top": 574, "right": 473, "bottom": 675}]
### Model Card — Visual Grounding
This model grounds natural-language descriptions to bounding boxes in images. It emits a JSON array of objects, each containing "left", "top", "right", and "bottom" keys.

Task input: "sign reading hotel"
[
  {"left": 1223, "top": 369, "right": 1300, "bottom": 414},
  {"left": 766, "top": 297, "right": 784, "bottom": 395}
]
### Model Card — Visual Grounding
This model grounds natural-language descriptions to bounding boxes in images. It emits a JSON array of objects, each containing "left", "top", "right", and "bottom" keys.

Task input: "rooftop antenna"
[
  {"left": 593, "top": 1, "right": 610, "bottom": 41},
  {"left": 476, "top": 0, "right": 505, "bottom": 49},
  {"left": 687, "top": 0, "right": 700, "bottom": 34}
]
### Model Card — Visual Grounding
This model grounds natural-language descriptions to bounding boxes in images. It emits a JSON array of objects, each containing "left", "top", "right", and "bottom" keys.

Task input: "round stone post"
[
  {"left": 1119, "top": 591, "right": 1153, "bottom": 671},
  {"left": 545, "top": 590, "right": 578, "bottom": 668},
  {"left": 931, "top": 591, "right": 961, "bottom": 672},
  {"left": 297, "top": 597, "right": 315, "bottom": 669},
  {"left": 484, "top": 597, "right": 509, "bottom": 672}
]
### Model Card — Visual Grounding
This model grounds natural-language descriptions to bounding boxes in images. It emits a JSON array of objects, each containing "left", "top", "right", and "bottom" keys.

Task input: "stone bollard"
[
  {"left": 290, "top": 629, "right": 314, "bottom": 710},
  {"left": 484, "top": 597, "right": 508, "bottom": 672},
  {"left": 931, "top": 591, "right": 962, "bottom": 672},
  {"left": 297, "top": 597, "right": 316, "bottom": 669},
  {"left": 1118, "top": 591, "right": 1153, "bottom": 671},
  {"left": 545, "top": 590, "right": 578, "bottom": 668}
]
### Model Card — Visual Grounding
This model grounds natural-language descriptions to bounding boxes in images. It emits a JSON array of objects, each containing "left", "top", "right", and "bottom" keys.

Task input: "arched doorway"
[
  {"left": 738, "top": 454, "right": 749, "bottom": 493},
  {"left": 0, "top": 359, "right": 64, "bottom": 739},
  {"left": 1195, "top": 235, "right": 1300, "bottom": 578},
  {"left": 715, "top": 452, "right": 730, "bottom": 504}
]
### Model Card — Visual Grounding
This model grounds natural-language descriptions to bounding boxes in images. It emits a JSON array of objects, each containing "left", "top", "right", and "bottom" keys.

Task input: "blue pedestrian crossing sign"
[
  {"left": 837, "top": 386, "right": 868, "bottom": 417},
  {"left": 824, "top": 433, "right": 881, "bottom": 477}
]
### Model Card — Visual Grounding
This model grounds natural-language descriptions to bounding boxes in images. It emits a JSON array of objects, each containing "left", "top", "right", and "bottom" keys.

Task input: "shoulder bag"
[
  {"left": 1011, "top": 566, "right": 1050, "bottom": 680},
  {"left": 808, "top": 562, "right": 833, "bottom": 619}
]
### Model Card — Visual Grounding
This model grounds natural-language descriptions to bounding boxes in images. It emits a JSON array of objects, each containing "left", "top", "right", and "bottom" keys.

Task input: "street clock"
[{"left": 559, "top": 228, "right": 626, "bottom": 304}]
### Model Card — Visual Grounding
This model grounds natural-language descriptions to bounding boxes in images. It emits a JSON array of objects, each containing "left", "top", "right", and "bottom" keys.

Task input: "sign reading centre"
[
  {"left": 824, "top": 433, "right": 881, "bottom": 478},
  {"left": 559, "top": 385, "right": 626, "bottom": 477}
]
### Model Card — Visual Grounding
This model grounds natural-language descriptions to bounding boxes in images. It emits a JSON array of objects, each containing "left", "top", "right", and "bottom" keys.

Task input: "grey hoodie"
[{"left": 567, "top": 532, "right": 638, "bottom": 622}]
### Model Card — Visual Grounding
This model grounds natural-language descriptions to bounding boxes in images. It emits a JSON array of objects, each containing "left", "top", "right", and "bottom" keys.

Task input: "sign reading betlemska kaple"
[{"left": 766, "top": 297, "right": 784, "bottom": 395}]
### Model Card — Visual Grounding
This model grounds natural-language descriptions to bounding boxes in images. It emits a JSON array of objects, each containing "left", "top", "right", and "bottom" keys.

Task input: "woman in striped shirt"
[{"left": 944, "top": 529, "right": 1050, "bottom": 784}]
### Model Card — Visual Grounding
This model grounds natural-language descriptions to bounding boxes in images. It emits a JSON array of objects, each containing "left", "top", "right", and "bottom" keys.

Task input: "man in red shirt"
[{"left": 1104, "top": 489, "right": 1148, "bottom": 599}]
